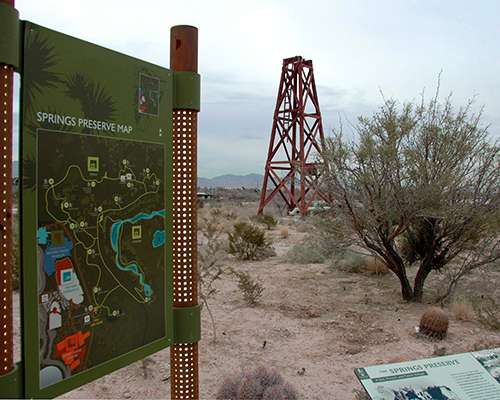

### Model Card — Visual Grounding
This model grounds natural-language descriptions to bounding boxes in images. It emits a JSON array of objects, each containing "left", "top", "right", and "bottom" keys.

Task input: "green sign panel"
[{"left": 21, "top": 21, "right": 173, "bottom": 399}]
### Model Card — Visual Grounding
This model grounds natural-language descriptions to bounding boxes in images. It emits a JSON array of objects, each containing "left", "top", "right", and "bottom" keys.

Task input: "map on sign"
[{"left": 37, "top": 129, "right": 166, "bottom": 387}]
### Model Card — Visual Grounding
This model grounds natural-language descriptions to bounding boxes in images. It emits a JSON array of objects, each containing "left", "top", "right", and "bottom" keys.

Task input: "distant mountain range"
[
  {"left": 12, "top": 162, "right": 263, "bottom": 190},
  {"left": 198, "top": 173, "right": 264, "bottom": 189}
]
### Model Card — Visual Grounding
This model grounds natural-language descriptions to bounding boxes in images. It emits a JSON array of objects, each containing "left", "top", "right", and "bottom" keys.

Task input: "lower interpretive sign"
[{"left": 355, "top": 347, "right": 500, "bottom": 400}]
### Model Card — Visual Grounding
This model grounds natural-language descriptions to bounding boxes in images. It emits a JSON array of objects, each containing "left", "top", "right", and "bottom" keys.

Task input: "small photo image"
[{"left": 139, "top": 74, "right": 160, "bottom": 116}]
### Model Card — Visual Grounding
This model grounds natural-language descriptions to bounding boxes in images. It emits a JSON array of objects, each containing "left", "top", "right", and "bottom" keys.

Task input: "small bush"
[
  {"left": 474, "top": 295, "right": 500, "bottom": 330},
  {"left": 228, "top": 222, "right": 272, "bottom": 260},
  {"left": 216, "top": 366, "right": 298, "bottom": 400},
  {"left": 232, "top": 269, "right": 265, "bottom": 306},
  {"left": 284, "top": 244, "right": 326, "bottom": 264},
  {"left": 252, "top": 214, "right": 278, "bottom": 230}
]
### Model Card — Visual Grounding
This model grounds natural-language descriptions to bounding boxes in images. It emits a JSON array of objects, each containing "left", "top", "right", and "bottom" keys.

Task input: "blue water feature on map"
[
  {"left": 153, "top": 230, "right": 165, "bottom": 248},
  {"left": 110, "top": 210, "right": 165, "bottom": 297},
  {"left": 43, "top": 237, "right": 74, "bottom": 276},
  {"left": 37, "top": 227, "right": 49, "bottom": 245}
]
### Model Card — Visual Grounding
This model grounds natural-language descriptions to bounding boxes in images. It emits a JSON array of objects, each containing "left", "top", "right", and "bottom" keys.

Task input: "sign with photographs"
[{"left": 355, "top": 347, "right": 500, "bottom": 399}]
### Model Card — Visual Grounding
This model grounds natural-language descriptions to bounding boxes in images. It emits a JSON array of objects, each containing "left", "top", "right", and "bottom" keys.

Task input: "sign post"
[
  {"left": 169, "top": 25, "right": 201, "bottom": 399},
  {"left": 0, "top": 0, "right": 19, "bottom": 395}
]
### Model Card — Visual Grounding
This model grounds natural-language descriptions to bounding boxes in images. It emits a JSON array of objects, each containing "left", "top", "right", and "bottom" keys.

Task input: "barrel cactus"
[
  {"left": 216, "top": 366, "right": 299, "bottom": 400},
  {"left": 418, "top": 307, "right": 449, "bottom": 339}
]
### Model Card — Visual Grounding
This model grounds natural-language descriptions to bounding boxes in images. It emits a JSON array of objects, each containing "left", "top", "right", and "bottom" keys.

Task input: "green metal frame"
[
  {"left": 173, "top": 305, "right": 201, "bottom": 344},
  {"left": 0, "top": 2, "right": 20, "bottom": 69},
  {"left": 172, "top": 71, "right": 201, "bottom": 111}
]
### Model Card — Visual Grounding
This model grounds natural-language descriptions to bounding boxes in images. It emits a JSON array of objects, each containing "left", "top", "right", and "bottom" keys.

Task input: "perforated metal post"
[
  {"left": 170, "top": 25, "right": 199, "bottom": 399},
  {"left": 0, "top": 0, "right": 16, "bottom": 378}
]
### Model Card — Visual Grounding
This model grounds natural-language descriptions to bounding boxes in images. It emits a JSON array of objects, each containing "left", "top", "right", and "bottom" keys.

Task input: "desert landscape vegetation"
[{"left": 44, "top": 186, "right": 500, "bottom": 400}]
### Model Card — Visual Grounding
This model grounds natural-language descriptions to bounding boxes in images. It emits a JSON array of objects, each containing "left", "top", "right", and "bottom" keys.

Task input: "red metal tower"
[{"left": 258, "top": 56, "right": 326, "bottom": 217}]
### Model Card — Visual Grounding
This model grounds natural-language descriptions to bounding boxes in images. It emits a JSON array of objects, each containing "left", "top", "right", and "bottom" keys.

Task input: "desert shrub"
[
  {"left": 474, "top": 295, "right": 500, "bottom": 330},
  {"left": 198, "top": 208, "right": 228, "bottom": 342},
  {"left": 216, "top": 366, "right": 298, "bottom": 400},
  {"left": 252, "top": 214, "right": 278, "bottom": 230},
  {"left": 283, "top": 244, "right": 326, "bottom": 264},
  {"left": 231, "top": 269, "right": 265, "bottom": 306},
  {"left": 228, "top": 222, "right": 272, "bottom": 260}
]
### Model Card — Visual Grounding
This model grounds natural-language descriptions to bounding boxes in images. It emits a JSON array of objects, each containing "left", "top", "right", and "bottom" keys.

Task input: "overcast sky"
[{"left": 13, "top": 0, "right": 500, "bottom": 178}]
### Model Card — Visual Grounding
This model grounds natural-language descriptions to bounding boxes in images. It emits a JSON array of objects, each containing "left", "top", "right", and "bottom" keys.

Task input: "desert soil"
[{"left": 13, "top": 221, "right": 500, "bottom": 399}]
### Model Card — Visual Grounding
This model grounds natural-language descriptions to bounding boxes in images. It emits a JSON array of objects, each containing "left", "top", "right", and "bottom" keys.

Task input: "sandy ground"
[{"left": 13, "top": 225, "right": 500, "bottom": 399}]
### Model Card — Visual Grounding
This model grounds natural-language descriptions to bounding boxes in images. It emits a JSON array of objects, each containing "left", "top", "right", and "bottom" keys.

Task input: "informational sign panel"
[
  {"left": 355, "top": 347, "right": 500, "bottom": 400},
  {"left": 21, "top": 21, "right": 173, "bottom": 399}
]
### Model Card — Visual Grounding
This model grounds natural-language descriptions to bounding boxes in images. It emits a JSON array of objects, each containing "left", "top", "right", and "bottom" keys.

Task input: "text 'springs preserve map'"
[{"left": 37, "top": 130, "right": 166, "bottom": 387}]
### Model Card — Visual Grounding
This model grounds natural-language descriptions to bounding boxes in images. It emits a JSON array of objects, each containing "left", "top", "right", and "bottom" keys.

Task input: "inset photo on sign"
[{"left": 139, "top": 73, "right": 160, "bottom": 116}]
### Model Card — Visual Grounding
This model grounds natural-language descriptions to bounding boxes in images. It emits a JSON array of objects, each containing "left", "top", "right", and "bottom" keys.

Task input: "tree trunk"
[
  {"left": 396, "top": 268, "right": 416, "bottom": 302},
  {"left": 380, "top": 237, "right": 416, "bottom": 302},
  {"left": 413, "top": 262, "right": 433, "bottom": 302}
]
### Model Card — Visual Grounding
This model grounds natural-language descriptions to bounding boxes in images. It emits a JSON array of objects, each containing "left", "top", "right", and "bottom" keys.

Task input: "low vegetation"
[
  {"left": 228, "top": 222, "right": 274, "bottom": 261},
  {"left": 216, "top": 366, "right": 298, "bottom": 400}
]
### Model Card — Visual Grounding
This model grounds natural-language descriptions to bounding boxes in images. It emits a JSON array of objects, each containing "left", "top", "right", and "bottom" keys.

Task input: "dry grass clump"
[
  {"left": 364, "top": 256, "right": 390, "bottom": 275},
  {"left": 333, "top": 251, "right": 390, "bottom": 275},
  {"left": 466, "top": 337, "right": 500, "bottom": 351},
  {"left": 295, "top": 220, "right": 314, "bottom": 233},
  {"left": 353, "top": 388, "right": 371, "bottom": 400},
  {"left": 386, "top": 354, "right": 417, "bottom": 364},
  {"left": 280, "top": 225, "right": 290, "bottom": 238},
  {"left": 451, "top": 297, "right": 474, "bottom": 321}
]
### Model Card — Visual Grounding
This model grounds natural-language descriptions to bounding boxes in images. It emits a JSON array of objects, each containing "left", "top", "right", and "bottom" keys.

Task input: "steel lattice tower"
[{"left": 258, "top": 56, "right": 326, "bottom": 217}]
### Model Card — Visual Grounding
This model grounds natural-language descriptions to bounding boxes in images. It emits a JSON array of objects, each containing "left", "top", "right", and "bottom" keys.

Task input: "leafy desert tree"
[{"left": 318, "top": 88, "right": 500, "bottom": 302}]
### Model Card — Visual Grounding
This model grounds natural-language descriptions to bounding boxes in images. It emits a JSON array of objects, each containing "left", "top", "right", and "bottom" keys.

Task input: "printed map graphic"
[{"left": 37, "top": 129, "right": 166, "bottom": 387}]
